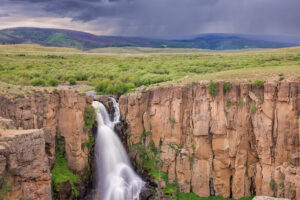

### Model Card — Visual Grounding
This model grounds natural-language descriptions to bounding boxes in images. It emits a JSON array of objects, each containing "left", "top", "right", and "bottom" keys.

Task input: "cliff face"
[
  {"left": 0, "top": 127, "right": 51, "bottom": 200},
  {"left": 0, "top": 90, "right": 92, "bottom": 173},
  {"left": 119, "top": 82, "right": 300, "bottom": 200},
  {"left": 0, "top": 90, "right": 93, "bottom": 199}
]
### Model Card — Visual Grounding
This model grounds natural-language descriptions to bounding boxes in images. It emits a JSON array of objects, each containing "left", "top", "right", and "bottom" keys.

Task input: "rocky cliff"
[
  {"left": 0, "top": 89, "right": 93, "bottom": 199},
  {"left": 0, "top": 90, "right": 92, "bottom": 172},
  {"left": 0, "top": 118, "right": 51, "bottom": 200},
  {"left": 119, "top": 81, "right": 300, "bottom": 200}
]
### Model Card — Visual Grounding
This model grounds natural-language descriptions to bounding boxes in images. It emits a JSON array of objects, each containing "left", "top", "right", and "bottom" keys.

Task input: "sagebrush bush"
[
  {"left": 208, "top": 81, "right": 219, "bottom": 97},
  {"left": 253, "top": 80, "right": 264, "bottom": 88},
  {"left": 1, "top": 45, "right": 299, "bottom": 95},
  {"left": 68, "top": 77, "right": 76, "bottom": 85},
  {"left": 48, "top": 78, "right": 59, "bottom": 86},
  {"left": 30, "top": 78, "right": 46, "bottom": 86},
  {"left": 223, "top": 82, "right": 231, "bottom": 93},
  {"left": 95, "top": 80, "right": 135, "bottom": 95}
]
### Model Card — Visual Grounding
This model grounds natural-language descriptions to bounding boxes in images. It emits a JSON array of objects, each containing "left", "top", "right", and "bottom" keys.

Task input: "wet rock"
[{"left": 57, "top": 181, "right": 73, "bottom": 200}]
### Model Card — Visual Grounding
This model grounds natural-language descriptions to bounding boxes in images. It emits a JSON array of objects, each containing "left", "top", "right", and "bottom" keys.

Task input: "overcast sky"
[{"left": 1, "top": 0, "right": 300, "bottom": 37}]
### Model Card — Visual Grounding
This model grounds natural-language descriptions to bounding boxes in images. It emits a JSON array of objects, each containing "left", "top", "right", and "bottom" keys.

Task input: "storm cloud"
[{"left": 1, "top": 0, "right": 300, "bottom": 37}]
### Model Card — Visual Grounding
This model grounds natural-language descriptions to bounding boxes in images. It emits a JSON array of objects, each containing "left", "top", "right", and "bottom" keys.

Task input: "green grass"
[
  {"left": 51, "top": 154, "right": 80, "bottom": 197},
  {"left": 208, "top": 80, "right": 219, "bottom": 97},
  {"left": 0, "top": 176, "right": 12, "bottom": 200},
  {"left": 51, "top": 137, "right": 81, "bottom": 197},
  {"left": 47, "top": 33, "right": 84, "bottom": 49},
  {"left": 223, "top": 82, "right": 231, "bottom": 93},
  {"left": 250, "top": 104, "right": 257, "bottom": 113},
  {"left": 0, "top": 44, "right": 300, "bottom": 95},
  {"left": 252, "top": 80, "right": 264, "bottom": 88}
]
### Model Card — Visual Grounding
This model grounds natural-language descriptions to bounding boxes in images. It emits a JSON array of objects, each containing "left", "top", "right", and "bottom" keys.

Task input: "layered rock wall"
[
  {"left": 0, "top": 90, "right": 92, "bottom": 173},
  {"left": 0, "top": 129, "right": 51, "bottom": 200},
  {"left": 119, "top": 82, "right": 300, "bottom": 200}
]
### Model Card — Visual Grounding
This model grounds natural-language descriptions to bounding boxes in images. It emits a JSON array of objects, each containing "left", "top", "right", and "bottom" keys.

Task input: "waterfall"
[{"left": 92, "top": 99, "right": 144, "bottom": 200}]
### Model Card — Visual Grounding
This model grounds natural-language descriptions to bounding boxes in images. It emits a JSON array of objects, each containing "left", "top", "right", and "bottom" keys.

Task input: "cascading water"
[{"left": 92, "top": 98, "right": 144, "bottom": 200}]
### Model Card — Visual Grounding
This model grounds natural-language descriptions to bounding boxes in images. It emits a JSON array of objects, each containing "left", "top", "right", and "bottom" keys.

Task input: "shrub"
[
  {"left": 223, "top": 82, "right": 231, "bottom": 93},
  {"left": 279, "top": 76, "right": 284, "bottom": 81},
  {"left": 238, "top": 99, "right": 244, "bottom": 106},
  {"left": 280, "top": 173, "right": 285, "bottom": 180},
  {"left": 83, "top": 106, "right": 96, "bottom": 131},
  {"left": 51, "top": 154, "right": 80, "bottom": 197},
  {"left": 68, "top": 77, "right": 76, "bottom": 85},
  {"left": 208, "top": 80, "right": 219, "bottom": 97},
  {"left": 95, "top": 80, "right": 135, "bottom": 95},
  {"left": 149, "top": 140, "right": 158, "bottom": 155},
  {"left": 0, "top": 176, "right": 12, "bottom": 199},
  {"left": 192, "top": 144, "right": 196, "bottom": 151},
  {"left": 48, "top": 78, "right": 59, "bottom": 86},
  {"left": 270, "top": 178, "right": 276, "bottom": 191},
  {"left": 252, "top": 80, "right": 264, "bottom": 88},
  {"left": 95, "top": 80, "right": 109, "bottom": 93},
  {"left": 30, "top": 78, "right": 46, "bottom": 86},
  {"left": 170, "top": 119, "right": 175, "bottom": 128},
  {"left": 75, "top": 73, "right": 88, "bottom": 81},
  {"left": 279, "top": 182, "right": 284, "bottom": 189},
  {"left": 226, "top": 98, "right": 232, "bottom": 107},
  {"left": 52, "top": 137, "right": 80, "bottom": 198},
  {"left": 250, "top": 104, "right": 257, "bottom": 113}
]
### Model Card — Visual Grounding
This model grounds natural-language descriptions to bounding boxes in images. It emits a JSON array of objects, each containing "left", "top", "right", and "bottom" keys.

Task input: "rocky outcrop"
[
  {"left": 0, "top": 129, "right": 51, "bottom": 200},
  {"left": 0, "top": 90, "right": 93, "bottom": 198},
  {"left": 253, "top": 197, "right": 290, "bottom": 200},
  {"left": 0, "top": 117, "right": 14, "bottom": 129},
  {"left": 0, "top": 90, "right": 92, "bottom": 173},
  {"left": 119, "top": 81, "right": 300, "bottom": 200}
]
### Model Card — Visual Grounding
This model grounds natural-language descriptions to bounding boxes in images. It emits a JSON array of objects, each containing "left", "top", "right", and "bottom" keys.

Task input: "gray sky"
[{"left": 1, "top": 0, "right": 300, "bottom": 37}]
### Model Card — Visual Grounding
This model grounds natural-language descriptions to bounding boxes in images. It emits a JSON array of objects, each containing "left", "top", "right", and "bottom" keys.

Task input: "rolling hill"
[{"left": 0, "top": 27, "right": 299, "bottom": 50}]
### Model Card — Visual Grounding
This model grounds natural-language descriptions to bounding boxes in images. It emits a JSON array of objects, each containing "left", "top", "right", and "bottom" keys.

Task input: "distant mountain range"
[{"left": 1, "top": 27, "right": 300, "bottom": 50}]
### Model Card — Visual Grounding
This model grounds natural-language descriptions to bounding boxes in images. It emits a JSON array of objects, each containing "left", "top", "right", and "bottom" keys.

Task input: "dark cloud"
[
  {"left": 2, "top": 0, "right": 300, "bottom": 37},
  {"left": 0, "top": 14, "right": 10, "bottom": 17}
]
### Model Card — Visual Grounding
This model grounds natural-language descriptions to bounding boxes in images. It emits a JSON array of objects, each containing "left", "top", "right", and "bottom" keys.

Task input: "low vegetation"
[
  {"left": 51, "top": 137, "right": 80, "bottom": 198},
  {"left": 270, "top": 178, "right": 276, "bottom": 191},
  {"left": 0, "top": 176, "right": 12, "bottom": 200},
  {"left": 51, "top": 154, "right": 80, "bottom": 197},
  {"left": 131, "top": 127, "right": 253, "bottom": 200},
  {"left": 252, "top": 80, "right": 264, "bottom": 88},
  {"left": 223, "top": 82, "right": 231, "bottom": 93},
  {"left": 208, "top": 81, "right": 219, "bottom": 97},
  {"left": 83, "top": 106, "right": 95, "bottom": 131},
  {"left": 1, "top": 45, "right": 300, "bottom": 95},
  {"left": 250, "top": 104, "right": 257, "bottom": 113}
]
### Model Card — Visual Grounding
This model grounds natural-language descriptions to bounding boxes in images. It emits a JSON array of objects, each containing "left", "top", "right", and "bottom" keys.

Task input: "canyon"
[{"left": 0, "top": 81, "right": 299, "bottom": 199}]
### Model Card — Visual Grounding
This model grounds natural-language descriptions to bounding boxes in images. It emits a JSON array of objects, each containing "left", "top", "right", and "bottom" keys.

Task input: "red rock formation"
[
  {"left": 0, "top": 90, "right": 93, "bottom": 199},
  {"left": 0, "top": 129, "right": 51, "bottom": 200},
  {"left": 0, "top": 90, "right": 92, "bottom": 173},
  {"left": 119, "top": 82, "right": 300, "bottom": 200}
]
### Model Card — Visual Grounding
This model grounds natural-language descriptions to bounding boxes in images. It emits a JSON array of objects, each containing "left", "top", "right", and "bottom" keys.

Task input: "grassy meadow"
[{"left": 0, "top": 44, "right": 300, "bottom": 95}]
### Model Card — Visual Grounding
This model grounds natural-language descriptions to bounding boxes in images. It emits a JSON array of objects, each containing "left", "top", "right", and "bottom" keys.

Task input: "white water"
[{"left": 92, "top": 99, "right": 144, "bottom": 200}]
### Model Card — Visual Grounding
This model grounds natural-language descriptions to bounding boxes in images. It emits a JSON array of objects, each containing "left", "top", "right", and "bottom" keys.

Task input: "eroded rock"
[
  {"left": 119, "top": 82, "right": 300, "bottom": 200},
  {"left": 0, "top": 129, "right": 51, "bottom": 200}
]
